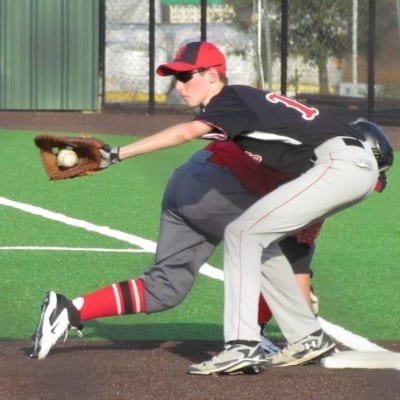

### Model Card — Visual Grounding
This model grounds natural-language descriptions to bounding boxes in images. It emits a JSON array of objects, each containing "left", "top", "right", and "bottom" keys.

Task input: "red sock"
[
  {"left": 76, "top": 279, "right": 147, "bottom": 321},
  {"left": 258, "top": 295, "right": 273, "bottom": 326}
]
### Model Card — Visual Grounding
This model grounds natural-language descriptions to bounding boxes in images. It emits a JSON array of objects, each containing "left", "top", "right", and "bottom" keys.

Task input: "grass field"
[{"left": 1, "top": 128, "right": 399, "bottom": 346}]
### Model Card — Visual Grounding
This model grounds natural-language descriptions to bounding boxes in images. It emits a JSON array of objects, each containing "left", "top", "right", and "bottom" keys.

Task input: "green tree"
[
  {"left": 224, "top": 0, "right": 397, "bottom": 93},
  {"left": 226, "top": 0, "right": 351, "bottom": 92},
  {"left": 277, "top": 0, "right": 350, "bottom": 93}
]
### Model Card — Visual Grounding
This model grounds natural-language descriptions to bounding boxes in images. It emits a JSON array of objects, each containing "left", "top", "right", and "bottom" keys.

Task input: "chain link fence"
[
  {"left": 261, "top": 1, "right": 399, "bottom": 95},
  {"left": 104, "top": 0, "right": 400, "bottom": 120},
  {"left": 105, "top": 0, "right": 258, "bottom": 105}
]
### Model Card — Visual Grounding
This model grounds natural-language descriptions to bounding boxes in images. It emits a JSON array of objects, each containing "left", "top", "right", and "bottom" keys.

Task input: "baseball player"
[
  {"left": 151, "top": 42, "right": 389, "bottom": 375},
  {"left": 30, "top": 137, "right": 322, "bottom": 360},
  {"left": 31, "top": 41, "right": 392, "bottom": 375}
]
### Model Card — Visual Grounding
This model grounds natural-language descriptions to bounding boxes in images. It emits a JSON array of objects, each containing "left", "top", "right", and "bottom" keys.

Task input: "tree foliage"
[{"left": 224, "top": 0, "right": 398, "bottom": 92}]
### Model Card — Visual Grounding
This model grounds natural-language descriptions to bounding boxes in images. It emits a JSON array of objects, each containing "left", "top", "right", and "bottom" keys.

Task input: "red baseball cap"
[{"left": 157, "top": 41, "right": 226, "bottom": 76}]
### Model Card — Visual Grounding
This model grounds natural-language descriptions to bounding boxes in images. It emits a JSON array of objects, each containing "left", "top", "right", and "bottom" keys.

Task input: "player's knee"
[
  {"left": 224, "top": 220, "right": 251, "bottom": 251},
  {"left": 146, "top": 293, "right": 184, "bottom": 313},
  {"left": 224, "top": 219, "right": 241, "bottom": 239}
]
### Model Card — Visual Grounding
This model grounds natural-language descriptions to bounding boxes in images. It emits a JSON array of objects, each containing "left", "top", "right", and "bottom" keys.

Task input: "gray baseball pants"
[
  {"left": 223, "top": 136, "right": 379, "bottom": 344},
  {"left": 141, "top": 150, "right": 313, "bottom": 313}
]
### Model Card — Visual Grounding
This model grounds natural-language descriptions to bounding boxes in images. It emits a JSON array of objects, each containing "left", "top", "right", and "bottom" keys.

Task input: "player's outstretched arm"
[{"left": 117, "top": 120, "right": 212, "bottom": 161}]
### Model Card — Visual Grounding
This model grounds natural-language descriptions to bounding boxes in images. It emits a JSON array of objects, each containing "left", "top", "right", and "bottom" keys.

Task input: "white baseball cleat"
[
  {"left": 265, "top": 329, "right": 336, "bottom": 367},
  {"left": 187, "top": 342, "right": 267, "bottom": 375},
  {"left": 30, "top": 291, "right": 83, "bottom": 359}
]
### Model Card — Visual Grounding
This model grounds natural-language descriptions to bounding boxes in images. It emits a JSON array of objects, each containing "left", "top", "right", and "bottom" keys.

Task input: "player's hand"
[{"left": 99, "top": 146, "right": 121, "bottom": 169}]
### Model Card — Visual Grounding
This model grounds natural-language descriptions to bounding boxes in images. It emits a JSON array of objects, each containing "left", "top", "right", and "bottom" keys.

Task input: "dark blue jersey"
[{"left": 195, "top": 85, "right": 360, "bottom": 174}]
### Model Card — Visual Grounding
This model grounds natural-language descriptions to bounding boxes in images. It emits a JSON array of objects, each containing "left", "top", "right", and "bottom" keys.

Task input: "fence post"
[
  {"left": 280, "top": 0, "right": 288, "bottom": 95},
  {"left": 200, "top": 0, "right": 207, "bottom": 41},
  {"left": 148, "top": 0, "right": 156, "bottom": 115},
  {"left": 367, "top": 0, "right": 376, "bottom": 120},
  {"left": 99, "top": 0, "right": 106, "bottom": 111}
]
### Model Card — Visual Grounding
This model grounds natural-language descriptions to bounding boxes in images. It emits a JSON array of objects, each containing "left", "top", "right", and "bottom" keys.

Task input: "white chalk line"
[
  {"left": 0, "top": 195, "right": 393, "bottom": 357},
  {"left": 0, "top": 196, "right": 224, "bottom": 282},
  {"left": 0, "top": 246, "right": 151, "bottom": 253},
  {"left": 0, "top": 196, "right": 156, "bottom": 252},
  {"left": 318, "top": 316, "right": 390, "bottom": 352}
]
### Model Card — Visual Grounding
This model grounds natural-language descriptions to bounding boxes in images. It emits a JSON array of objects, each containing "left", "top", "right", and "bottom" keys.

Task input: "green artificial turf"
[{"left": 0, "top": 129, "right": 399, "bottom": 342}]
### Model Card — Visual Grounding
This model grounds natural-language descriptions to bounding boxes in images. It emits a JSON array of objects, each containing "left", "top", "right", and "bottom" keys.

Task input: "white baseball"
[{"left": 57, "top": 149, "right": 78, "bottom": 168}]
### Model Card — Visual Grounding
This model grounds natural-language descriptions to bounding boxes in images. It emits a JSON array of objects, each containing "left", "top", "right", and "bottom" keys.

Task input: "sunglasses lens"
[
  {"left": 174, "top": 69, "right": 206, "bottom": 83},
  {"left": 175, "top": 71, "right": 193, "bottom": 83}
]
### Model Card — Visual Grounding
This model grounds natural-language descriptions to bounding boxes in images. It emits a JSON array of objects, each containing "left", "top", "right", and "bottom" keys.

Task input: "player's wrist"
[
  {"left": 109, "top": 147, "right": 121, "bottom": 163},
  {"left": 99, "top": 145, "right": 121, "bottom": 169}
]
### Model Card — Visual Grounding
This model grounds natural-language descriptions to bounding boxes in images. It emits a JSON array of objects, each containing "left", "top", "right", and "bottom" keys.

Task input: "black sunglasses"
[{"left": 173, "top": 68, "right": 208, "bottom": 83}]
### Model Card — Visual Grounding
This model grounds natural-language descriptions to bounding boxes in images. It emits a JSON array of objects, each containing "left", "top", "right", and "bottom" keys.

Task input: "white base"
[{"left": 321, "top": 351, "right": 400, "bottom": 370}]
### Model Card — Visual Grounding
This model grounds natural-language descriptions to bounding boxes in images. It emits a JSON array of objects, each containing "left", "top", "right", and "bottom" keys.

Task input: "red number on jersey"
[{"left": 266, "top": 93, "right": 319, "bottom": 121}]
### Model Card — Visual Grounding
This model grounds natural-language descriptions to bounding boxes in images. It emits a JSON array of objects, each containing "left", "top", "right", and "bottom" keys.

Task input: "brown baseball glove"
[{"left": 34, "top": 134, "right": 120, "bottom": 180}]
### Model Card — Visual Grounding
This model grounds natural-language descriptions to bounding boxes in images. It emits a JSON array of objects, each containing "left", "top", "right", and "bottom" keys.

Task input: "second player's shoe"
[
  {"left": 187, "top": 342, "right": 267, "bottom": 375},
  {"left": 260, "top": 332, "right": 281, "bottom": 356},
  {"left": 30, "top": 291, "right": 83, "bottom": 359},
  {"left": 265, "top": 329, "right": 335, "bottom": 367}
]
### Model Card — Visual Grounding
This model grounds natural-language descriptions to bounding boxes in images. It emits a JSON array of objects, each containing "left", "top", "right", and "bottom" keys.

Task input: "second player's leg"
[{"left": 143, "top": 152, "right": 259, "bottom": 312}]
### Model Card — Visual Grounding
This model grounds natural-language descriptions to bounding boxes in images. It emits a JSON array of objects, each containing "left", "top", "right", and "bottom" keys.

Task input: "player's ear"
[{"left": 207, "top": 67, "right": 220, "bottom": 83}]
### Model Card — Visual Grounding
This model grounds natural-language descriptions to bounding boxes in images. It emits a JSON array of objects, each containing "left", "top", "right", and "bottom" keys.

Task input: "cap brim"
[{"left": 156, "top": 62, "right": 197, "bottom": 76}]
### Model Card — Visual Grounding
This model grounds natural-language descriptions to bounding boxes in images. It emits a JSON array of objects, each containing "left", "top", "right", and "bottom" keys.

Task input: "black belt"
[{"left": 342, "top": 137, "right": 364, "bottom": 148}]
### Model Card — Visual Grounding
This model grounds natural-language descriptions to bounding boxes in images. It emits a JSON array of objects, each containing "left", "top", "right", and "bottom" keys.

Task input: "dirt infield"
[
  {"left": 0, "top": 107, "right": 399, "bottom": 149},
  {"left": 1, "top": 108, "right": 399, "bottom": 400},
  {"left": 1, "top": 340, "right": 399, "bottom": 400}
]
